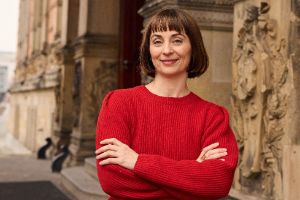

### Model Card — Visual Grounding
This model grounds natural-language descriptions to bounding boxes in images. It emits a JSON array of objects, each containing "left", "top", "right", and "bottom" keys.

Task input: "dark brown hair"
[{"left": 139, "top": 8, "right": 209, "bottom": 78}]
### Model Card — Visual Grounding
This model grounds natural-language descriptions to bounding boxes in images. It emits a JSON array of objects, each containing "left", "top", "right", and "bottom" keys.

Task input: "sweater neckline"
[{"left": 139, "top": 85, "right": 196, "bottom": 105}]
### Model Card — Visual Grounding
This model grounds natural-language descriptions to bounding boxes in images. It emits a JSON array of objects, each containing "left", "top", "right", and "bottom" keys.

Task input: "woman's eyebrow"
[
  {"left": 150, "top": 33, "right": 185, "bottom": 39},
  {"left": 150, "top": 34, "right": 162, "bottom": 39},
  {"left": 171, "top": 33, "right": 185, "bottom": 37}
]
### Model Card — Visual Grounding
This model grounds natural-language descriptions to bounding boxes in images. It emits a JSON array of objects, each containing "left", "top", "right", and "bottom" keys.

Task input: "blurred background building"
[
  {"left": 7, "top": 0, "right": 300, "bottom": 199},
  {"left": 0, "top": 52, "right": 15, "bottom": 101}
]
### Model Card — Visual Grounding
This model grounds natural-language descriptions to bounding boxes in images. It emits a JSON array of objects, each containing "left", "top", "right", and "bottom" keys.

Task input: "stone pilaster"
[
  {"left": 67, "top": 0, "right": 120, "bottom": 165},
  {"left": 282, "top": 1, "right": 300, "bottom": 199},
  {"left": 50, "top": 0, "right": 80, "bottom": 156},
  {"left": 51, "top": 48, "right": 75, "bottom": 156},
  {"left": 67, "top": 37, "right": 119, "bottom": 165},
  {"left": 231, "top": 0, "right": 297, "bottom": 199}
]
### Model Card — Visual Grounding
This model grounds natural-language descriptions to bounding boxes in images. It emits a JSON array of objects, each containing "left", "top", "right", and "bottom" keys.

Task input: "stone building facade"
[
  {"left": 10, "top": 0, "right": 300, "bottom": 199},
  {"left": 11, "top": 0, "right": 234, "bottom": 163},
  {"left": 10, "top": 0, "right": 122, "bottom": 163},
  {"left": 0, "top": 52, "right": 15, "bottom": 101}
]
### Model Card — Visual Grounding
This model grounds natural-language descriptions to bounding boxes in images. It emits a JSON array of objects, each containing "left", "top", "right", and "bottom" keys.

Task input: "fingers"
[
  {"left": 197, "top": 142, "right": 228, "bottom": 163},
  {"left": 199, "top": 148, "right": 227, "bottom": 161},
  {"left": 205, "top": 148, "right": 227, "bottom": 157},
  {"left": 95, "top": 144, "right": 118, "bottom": 155},
  {"left": 100, "top": 138, "right": 122, "bottom": 146},
  {"left": 205, "top": 151, "right": 227, "bottom": 160},
  {"left": 198, "top": 142, "right": 219, "bottom": 161},
  {"left": 202, "top": 142, "right": 220, "bottom": 152},
  {"left": 203, "top": 147, "right": 227, "bottom": 160},
  {"left": 96, "top": 138, "right": 139, "bottom": 170},
  {"left": 99, "top": 157, "right": 119, "bottom": 166},
  {"left": 95, "top": 139, "right": 121, "bottom": 160},
  {"left": 96, "top": 150, "right": 118, "bottom": 160}
]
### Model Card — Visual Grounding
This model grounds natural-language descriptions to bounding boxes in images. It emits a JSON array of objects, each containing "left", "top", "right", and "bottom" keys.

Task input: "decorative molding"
[
  {"left": 72, "top": 33, "right": 118, "bottom": 59},
  {"left": 233, "top": 0, "right": 247, "bottom": 4},
  {"left": 138, "top": 0, "right": 233, "bottom": 31},
  {"left": 138, "top": 0, "right": 178, "bottom": 19},
  {"left": 187, "top": 10, "right": 233, "bottom": 30},
  {"left": 10, "top": 47, "right": 63, "bottom": 93},
  {"left": 72, "top": 33, "right": 118, "bottom": 47},
  {"left": 10, "top": 68, "right": 61, "bottom": 92},
  {"left": 178, "top": 0, "right": 233, "bottom": 13}
]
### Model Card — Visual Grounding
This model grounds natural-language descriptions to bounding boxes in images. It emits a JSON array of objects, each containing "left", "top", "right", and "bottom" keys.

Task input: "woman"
[{"left": 95, "top": 8, "right": 238, "bottom": 200}]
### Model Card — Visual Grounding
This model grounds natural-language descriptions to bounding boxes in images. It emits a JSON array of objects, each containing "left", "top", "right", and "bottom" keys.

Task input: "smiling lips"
[{"left": 160, "top": 59, "right": 179, "bottom": 65}]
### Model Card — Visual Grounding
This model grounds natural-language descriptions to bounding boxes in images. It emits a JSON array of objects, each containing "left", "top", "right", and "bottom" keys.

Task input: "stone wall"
[
  {"left": 188, "top": 29, "right": 233, "bottom": 111},
  {"left": 9, "top": 90, "right": 56, "bottom": 152}
]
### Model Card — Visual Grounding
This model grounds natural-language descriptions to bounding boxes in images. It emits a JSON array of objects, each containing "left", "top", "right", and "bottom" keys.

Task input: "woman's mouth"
[{"left": 160, "top": 59, "right": 179, "bottom": 65}]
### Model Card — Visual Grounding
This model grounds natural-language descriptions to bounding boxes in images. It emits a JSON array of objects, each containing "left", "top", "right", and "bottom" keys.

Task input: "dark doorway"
[{"left": 118, "top": 0, "right": 145, "bottom": 89}]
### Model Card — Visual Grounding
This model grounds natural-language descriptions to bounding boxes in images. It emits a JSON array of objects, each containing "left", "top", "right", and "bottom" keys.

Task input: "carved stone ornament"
[
  {"left": 85, "top": 60, "right": 118, "bottom": 128},
  {"left": 231, "top": 1, "right": 291, "bottom": 199},
  {"left": 71, "top": 60, "right": 118, "bottom": 131},
  {"left": 187, "top": 10, "right": 233, "bottom": 28}
]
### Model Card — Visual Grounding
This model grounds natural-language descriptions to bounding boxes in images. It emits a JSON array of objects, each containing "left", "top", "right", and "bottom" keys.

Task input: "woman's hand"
[
  {"left": 196, "top": 142, "right": 227, "bottom": 163},
  {"left": 95, "top": 138, "right": 138, "bottom": 170}
]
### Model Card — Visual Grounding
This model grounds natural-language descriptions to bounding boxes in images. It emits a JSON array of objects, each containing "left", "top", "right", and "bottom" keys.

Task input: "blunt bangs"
[{"left": 148, "top": 11, "right": 186, "bottom": 34}]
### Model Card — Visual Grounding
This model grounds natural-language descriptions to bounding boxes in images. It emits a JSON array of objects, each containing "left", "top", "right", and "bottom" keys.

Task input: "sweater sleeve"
[
  {"left": 133, "top": 106, "right": 238, "bottom": 199},
  {"left": 96, "top": 91, "right": 169, "bottom": 199}
]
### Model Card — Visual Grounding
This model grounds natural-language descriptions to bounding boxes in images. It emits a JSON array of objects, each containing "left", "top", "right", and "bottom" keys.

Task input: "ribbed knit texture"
[{"left": 96, "top": 85, "right": 238, "bottom": 200}]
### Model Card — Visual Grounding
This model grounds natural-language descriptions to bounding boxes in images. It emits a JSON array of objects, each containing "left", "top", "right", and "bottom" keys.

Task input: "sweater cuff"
[{"left": 133, "top": 154, "right": 154, "bottom": 177}]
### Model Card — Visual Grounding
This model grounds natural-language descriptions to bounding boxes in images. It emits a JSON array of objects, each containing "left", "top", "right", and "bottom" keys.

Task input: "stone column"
[
  {"left": 40, "top": 0, "right": 48, "bottom": 51},
  {"left": 51, "top": 0, "right": 79, "bottom": 155},
  {"left": 231, "top": 0, "right": 299, "bottom": 199},
  {"left": 51, "top": 50, "right": 75, "bottom": 155},
  {"left": 67, "top": 0, "right": 120, "bottom": 165}
]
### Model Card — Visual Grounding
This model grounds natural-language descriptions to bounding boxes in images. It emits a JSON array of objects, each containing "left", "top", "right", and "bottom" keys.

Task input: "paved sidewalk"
[
  {"left": 0, "top": 154, "right": 75, "bottom": 199},
  {"left": 0, "top": 98, "right": 76, "bottom": 199}
]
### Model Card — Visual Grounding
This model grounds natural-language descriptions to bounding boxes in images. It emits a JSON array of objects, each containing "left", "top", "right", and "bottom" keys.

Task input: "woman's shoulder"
[
  {"left": 106, "top": 85, "right": 142, "bottom": 97},
  {"left": 102, "top": 85, "right": 143, "bottom": 105},
  {"left": 193, "top": 95, "right": 229, "bottom": 117}
]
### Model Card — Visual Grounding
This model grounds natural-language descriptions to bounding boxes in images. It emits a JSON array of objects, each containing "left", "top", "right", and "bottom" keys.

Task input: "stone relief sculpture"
[
  {"left": 232, "top": 2, "right": 290, "bottom": 199},
  {"left": 86, "top": 61, "right": 118, "bottom": 127},
  {"left": 70, "top": 59, "right": 117, "bottom": 140}
]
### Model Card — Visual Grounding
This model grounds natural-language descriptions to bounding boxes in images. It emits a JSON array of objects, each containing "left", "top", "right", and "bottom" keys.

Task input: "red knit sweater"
[{"left": 96, "top": 85, "right": 238, "bottom": 200}]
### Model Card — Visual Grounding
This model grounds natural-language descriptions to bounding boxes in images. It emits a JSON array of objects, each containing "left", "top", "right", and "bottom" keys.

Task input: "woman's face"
[{"left": 149, "top": 30, "right": 192, "bottom": 78}]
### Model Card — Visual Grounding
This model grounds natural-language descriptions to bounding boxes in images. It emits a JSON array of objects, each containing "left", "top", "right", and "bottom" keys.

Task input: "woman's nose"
[{"left": 162, "top": 43, "right": 173, "bottom": 54}]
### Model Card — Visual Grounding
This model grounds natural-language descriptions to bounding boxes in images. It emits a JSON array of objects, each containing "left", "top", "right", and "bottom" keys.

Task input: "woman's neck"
[{"left": 145, "top": 74, "right": 190, "bottom": 98}]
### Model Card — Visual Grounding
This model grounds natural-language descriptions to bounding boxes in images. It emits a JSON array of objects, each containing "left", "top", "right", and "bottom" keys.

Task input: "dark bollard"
[
  {"left": 51, "top": 145, "right": 69, "bottom": 172},
  {"left": 37, "top": 137, "right": 52, "bottom": 159}
]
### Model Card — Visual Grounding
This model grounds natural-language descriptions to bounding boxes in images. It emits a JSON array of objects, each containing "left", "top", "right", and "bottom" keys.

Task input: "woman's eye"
[
  {"left": 153, "top": 40, "right": 162, "bottom": 45},
  {"left": 173, "top": 39, "right": 183, "bottom": 45}
]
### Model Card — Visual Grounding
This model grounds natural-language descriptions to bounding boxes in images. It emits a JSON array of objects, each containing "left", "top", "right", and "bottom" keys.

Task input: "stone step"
[
  {"left": 61, "top": 166, "right": 108, "bottom": 200},
  {"left": 84, "top": 157, "right": 98, "bottom": 180}
]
